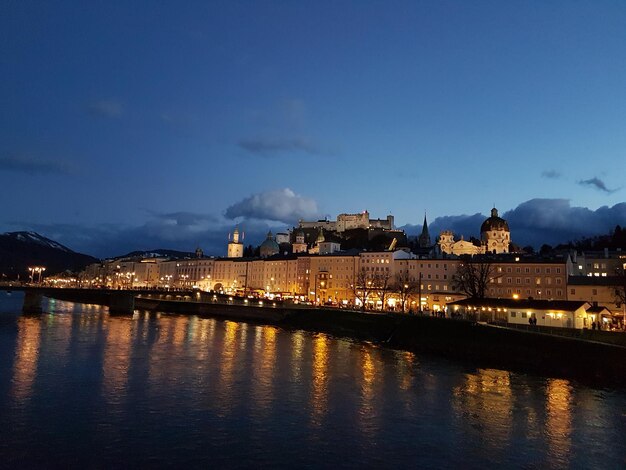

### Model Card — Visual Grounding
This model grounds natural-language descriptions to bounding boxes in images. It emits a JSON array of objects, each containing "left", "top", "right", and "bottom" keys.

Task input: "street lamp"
[{"left": 27, "top": 266, "right": 46, "bottom": 285}]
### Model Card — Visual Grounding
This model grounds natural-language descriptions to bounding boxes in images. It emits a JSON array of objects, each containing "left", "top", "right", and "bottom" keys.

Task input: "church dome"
[
  {"left": 260, "top": 230, "right": 280, "bottom": 258},
  {"left": 480, "top": 207, "right": 509, "bottom": 233}
]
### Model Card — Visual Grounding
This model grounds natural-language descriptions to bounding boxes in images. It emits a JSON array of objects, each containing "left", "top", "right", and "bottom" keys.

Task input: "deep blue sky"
[{"left": 2, "top": 1, "right": 626, "bottom": 257}]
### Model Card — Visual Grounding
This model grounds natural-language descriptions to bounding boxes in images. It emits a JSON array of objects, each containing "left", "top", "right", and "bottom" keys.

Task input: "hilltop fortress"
[{"left": 298, "top": 210, "right": 395, "bottom": 232}]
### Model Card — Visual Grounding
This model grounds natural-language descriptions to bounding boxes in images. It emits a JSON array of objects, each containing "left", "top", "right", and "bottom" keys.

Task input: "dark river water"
[{"left": 1, "top": 292, "right": 625, "bottom": 469}]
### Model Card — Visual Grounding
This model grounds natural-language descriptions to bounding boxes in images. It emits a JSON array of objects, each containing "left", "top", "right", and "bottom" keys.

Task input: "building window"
[
  {"left": 592, "top": 289, "right": 598, "bottom": 295},
  {"left": 511, "top": 311, "right": 517, "bottom": 318},
  {"left": 570, "top": 288, "right": 575, "bottom": 295}
]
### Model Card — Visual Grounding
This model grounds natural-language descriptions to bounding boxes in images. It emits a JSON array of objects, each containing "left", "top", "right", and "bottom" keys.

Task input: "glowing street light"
[{"left": 27, "top": 266, "right": 46, "bottom": 285}]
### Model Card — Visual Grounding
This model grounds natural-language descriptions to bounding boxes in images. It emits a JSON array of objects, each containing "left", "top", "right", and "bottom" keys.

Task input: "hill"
[
  {"left": 111, "top": 249, "right": 197, "bottom": 260},
  {"left": 0, "top": 231, "right": 99, "bottom": 280}
]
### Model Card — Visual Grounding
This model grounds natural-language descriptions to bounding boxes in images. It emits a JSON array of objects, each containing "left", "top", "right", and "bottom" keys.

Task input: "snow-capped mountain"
[
  {"left": 10, "top": 231, "right": 72, "bottom": 252},
  {"left": 0, "top": 231, "right": 98, "bottom": 279}
]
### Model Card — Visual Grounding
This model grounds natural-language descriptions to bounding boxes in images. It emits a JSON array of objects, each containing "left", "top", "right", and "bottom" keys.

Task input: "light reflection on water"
[{"left": 0, "top": 292, "right": 625, "bottom": 468}]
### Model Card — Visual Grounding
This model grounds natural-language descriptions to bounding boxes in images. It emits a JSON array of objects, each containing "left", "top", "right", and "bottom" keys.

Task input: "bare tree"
[
  {"left": 451, "top": 257, "right": 497, "bottom": 299},
  {"left": 614, "top": 266, "right": 626, "bottom": 313},
  {"left": 373, "top": 269, "right": 393, "bottom": 311},
  {"left": 352, "top": 267, "right": 376, "bottom": 311},
  {"left": 391, "top": 270, "right": 418, "bottom": 313}
]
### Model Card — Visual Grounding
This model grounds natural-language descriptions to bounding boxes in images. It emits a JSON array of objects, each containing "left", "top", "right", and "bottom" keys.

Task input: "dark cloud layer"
[
  {"left": 0, "top": 154, "right": 71, "bottom": 175},
  {"left": 11, "top": 214, "right": 281, "bottom": 259},
  {"left": 6, "top": 199, "right": 626, "bottom": 259},
  {"left": 578, "top": 177, "right": 617, "bottom": 194},
  {"left": 403, "top": 199, "right": 626, "bottom": 248}
]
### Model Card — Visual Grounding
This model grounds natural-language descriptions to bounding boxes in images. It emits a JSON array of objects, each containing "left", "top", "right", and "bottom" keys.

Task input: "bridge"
[{"left": 0, "top": 285, "right": 200, "bottom": 314}]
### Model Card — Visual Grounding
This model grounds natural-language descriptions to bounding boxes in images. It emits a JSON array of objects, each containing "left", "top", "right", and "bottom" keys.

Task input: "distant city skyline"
[{"left": 1, "top": 2, "right": 625, "bottom": 257}]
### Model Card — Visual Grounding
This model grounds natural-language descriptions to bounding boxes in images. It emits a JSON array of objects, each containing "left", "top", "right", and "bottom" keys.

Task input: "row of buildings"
[
  {"left": 77, "top": 246, "right": 625, "bottom": 311},
  {"left": 72, "top": 208, "right": 626, "bottom": 326}
]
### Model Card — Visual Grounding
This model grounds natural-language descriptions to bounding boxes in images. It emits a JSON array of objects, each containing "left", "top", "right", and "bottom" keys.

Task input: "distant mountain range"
[
  {"left": 0, "top": 231, "right": 99, "bottom": 279},
  {"left": 0, "top": 232, "right": 203, "bottom": 280},
  {"left": 114, "top": 249, "right": 197, "bottom": 260}
]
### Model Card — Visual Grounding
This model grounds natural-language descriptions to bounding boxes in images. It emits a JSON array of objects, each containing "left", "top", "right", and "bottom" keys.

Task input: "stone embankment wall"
[{"left": 133, "top": 297, "right": 626, "bottom": 387}]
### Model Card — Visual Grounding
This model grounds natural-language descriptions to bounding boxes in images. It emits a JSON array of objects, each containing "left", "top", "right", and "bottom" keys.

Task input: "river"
[{"left": 0, "top": 292, "right": 625, "bottom": 468}]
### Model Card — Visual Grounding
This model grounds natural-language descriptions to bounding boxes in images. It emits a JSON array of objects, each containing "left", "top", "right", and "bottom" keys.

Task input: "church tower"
[
  {"left": 227, "top": 227, "right": 244, "bottom": 258},
  {"left": 292, "top": 230, "right": 308, "bottom": 254},
  {"left": 480, "top": 207, "right": 511, "bottom": 254},
  {"left": 418, "top": 213, "right": 431, "bottom": 248},
  {"left": 438, "top": 231, "right": 454, "bottom": 254}
]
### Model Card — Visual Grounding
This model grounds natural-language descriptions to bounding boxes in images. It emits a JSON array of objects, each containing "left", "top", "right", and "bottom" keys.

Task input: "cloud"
[
  {"left": 225, "top": 188, "right": 320, "bottom": 224},
  {"left": 0, "top": 154, "right": 71, "bottom": 175},
  {"left": 238, "top": 136, "right": 321, "bottom": 156},
  {"left": 86, "top": 100, "right": 124, "bottom": 118},
  {"left": 9, "top": 213, "right": 281, "bottom": 259},
  {"left": 502, "top": 199, "right": 626, "bottom": 246},
  {"left": 405, "top": 213, "right": 486, "bottom": 241},
  {"left": 578, "top": 177, "right": 617, "bottom": 194},
  {"left": 541, "top": 170, "right": 561, "bottom": 179},
  {"left": 8, "top": 198, "right": 626, "bottom": 258},
  {"left": 404, "top": 199, "right": 626, "bottom": 249}
]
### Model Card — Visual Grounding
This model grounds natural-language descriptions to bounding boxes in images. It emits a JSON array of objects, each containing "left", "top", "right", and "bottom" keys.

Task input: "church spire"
[{"left": 418, "top": 212, "right": 431, "bottom": 248}]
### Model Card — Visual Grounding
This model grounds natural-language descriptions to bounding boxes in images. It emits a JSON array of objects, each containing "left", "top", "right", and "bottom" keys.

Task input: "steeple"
[{"left": 418, "top": 212, "right": 431, "bottom": 248}]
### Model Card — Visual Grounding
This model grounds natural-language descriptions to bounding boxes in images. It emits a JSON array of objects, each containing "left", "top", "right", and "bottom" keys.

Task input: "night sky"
[{"left": 2, "top": 1, "right": 626, "bottom": 257}]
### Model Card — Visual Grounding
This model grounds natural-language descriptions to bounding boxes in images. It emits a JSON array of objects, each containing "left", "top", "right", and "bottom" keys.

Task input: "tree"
[
  {"left": 614, "top": 266, "right": 626, "bottom": 311},
  {"left": 451, "top": 257, "right": 497, "bottom": 299},
  {"left": 391, "top": 270, "right": 418, "bottom": 313},
  {"left": 539, "top": 244, "right": 553, "bottom": 256},
  {"left": 373, "top": 269, "right": 393, "bottom": 310},
  {"left": 352, "top": 267, "right": 376, "bottom": 311}
]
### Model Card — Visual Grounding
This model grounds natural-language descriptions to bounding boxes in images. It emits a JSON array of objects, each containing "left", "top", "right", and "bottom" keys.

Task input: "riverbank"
[{"left": 133, "top": 297, "right": 626, "bottom": 387}]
